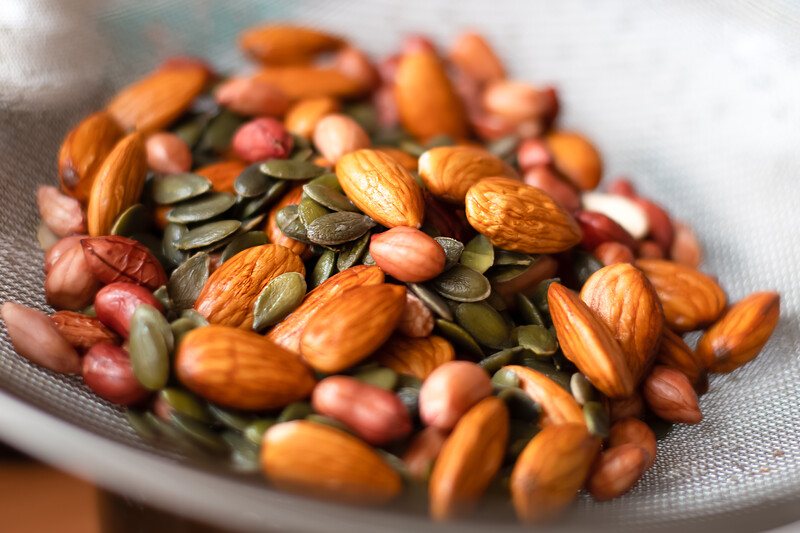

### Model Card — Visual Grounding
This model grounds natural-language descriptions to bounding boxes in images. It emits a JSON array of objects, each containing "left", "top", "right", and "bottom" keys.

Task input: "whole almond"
[
  {"left": 636, "top": 259, "right": 727, "bottom": 332},
  {"left": 586, "top": 444, "right": 648, "bottom": 502},
  {"left": 254, "top": 66, "right": 365, "bottom": 100},
  {"left": 655, "top": 328, "right": 705, "bottom": 386},
  {"left": 375, "top": 334, "right": 454, "bottom": 379},
  {"left": 510, "top": 423, "right": 601, "bottom": 523},
  {"left": 260, "top": 421, "right": 401, "bottom": 505},
  {"left": 429, "top": 397, "right": 509, "bottom": 520},
  {"left": 37, "top": 186, "right": 86, "bottom": 237},
  {"left": 86, "top": 132, "right": 148, "bottom": 236},
  {"left": 44, "top": 235, "right": 86, "bottom": 274},
  {"left": 594, "top": 241, "right": 635, "bottom": 266},
  {"left": 548, "top": 283, "right": 635, "bottom": 398},
  {"left": 145, "top": 132, "right": 192, "bottom": 174},
  {"left": 214, "top": 76, "right": 290, "bottom": 116},
  {"left": 670, "top": 221, "right": 702, "bottom": 268},
  {"left": 51, "top": 310, "right": 120, "bottom": 352},
  {"left": 448, "top": 32, "right": 505, "bottom": 85},
  {"left": 284, "top": 97, "right": 341, "bottom": 139},
  {"left": 332, "top": 46, "right": 380, "bottom": 92},
  {"left": 177, "top": 325, "right": 316, "bottom": 410},
  {"left": 402, "top": 426, "right": 448, "bottom": 480},
  {"left": 94, "top": 282, "right": 164, "bottom": 338},
  {"left": 58, "top": 111, "right": 124, "bottom": 203},
  {"left": 696, "top": 291, "right": 780, "bottom": 373},
  {"left": 369, "top": 226, "right": 446, "bottom": 282},
  {"left": 609, "top": 393, "right": 646, "bottom": 422},
  {"left": 397, "top": 291, "right": 435, "bottom": 337},
  {"left": 312, "top": 376, "right": 412, "bottom": 445},
  {"left": 265, "top": 184, "right": 308, "bottom": 257},
  {"left": 267, "top": 265, "right": 384, "bottom": 352},
  {"left": 575, "top": 210, "right": 638, "bottom": 252},
  {"left": 608, "top": 418, "right": 657, "bottom": 469},
  {"left": 194, "top": 244, "right": 305, "bottom": 329},
  {"left": 419, "top": 361, "right": 493, "bottom": 430},
  {"left": 523, "top": 166, "right": 581, "bottom": 213},
  {"left": 195, "top": 160, "right": 247, "bottom": 193},
  {"left": 580, "top": 263, "right": 664, "bottom": 382},
  {"left": 375, "top": 147, "right": 418, "bottom": 172},
  {"left": 482, "top": 80, "right": 547, "bottom": 123},
  {"left": 312, "top": 114, "right": 371, "bottom": 164},
  {"left": 336, "top": 149, "right": 425, "bottom": 228},
  {"left": 418, "top": 145, "right": 518, "bottom": 203},
  {"left": 544, "top": 131, "right": 603, "bottom": 191},
  {"left": 300, "top": 284, "right": 406, "bottom": 372},
  {"left": 239, "top": 24, "right": 345, "bottom": 65},
  {"left": 642, "top": 366, "right": 702, "bottom": 424},
  {"left": 45, "top": 242, "right": 100, "bottom": 311},
  {"left": 82, "top": 343, "right": 149, "bottom": 406},
  {"left": 465, "top": 177, "right": 582, "bottom": 254},
  {"left": 395, "top": 50, "right": 468, "bottom": 142},
  {"left": 1, "top": 302, "right": 81, "bottom": 374},
  {"left": 81, "top": 236, "right": 167, "bottom": 290},
  {"left": 503, "top": 365, "right": 585, "bottom": 426}
]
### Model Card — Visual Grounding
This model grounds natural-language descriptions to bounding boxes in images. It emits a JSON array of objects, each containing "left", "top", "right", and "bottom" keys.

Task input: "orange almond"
[
  {"left": 284, "top": 96, "right": 341, "bottom": 139},
  {"left": 254, "top": 66, "right": 365, "bottom": 100},
  {"left": 544, "top": 130, "right": 603, "bottom": 191},
  {"left": 655, "top": 328, "right": 705, "bottom": 386},
  {"left": 448, "top": 32, "right": 506, "bottom": 85},
  {"left": 503, "top": 365, "right": 584, "bottom": 426},
  {"left": 239, "top": 25, "right": 345, "bottom": 65},
  {"left": 374, "top": 334, "right": 454, "bottom": 380},
  {"left": 194, "top": 160, "right": 247, "bottom": 193}
]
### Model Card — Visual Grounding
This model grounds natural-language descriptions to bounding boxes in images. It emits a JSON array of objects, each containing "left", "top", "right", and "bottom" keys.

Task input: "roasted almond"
[
  {"left": 482, "top": 80, "right": 548, "bottom": 124},
  {"left": 609, "top": 393, "right": 645, "bottom": 422},
  {"left": 284, "top": 97, "right": 341, "bottom": 139},
  {"left": 696, "top": 291, "right": 780, "bottom": 373},
  {"left": 265, "top": 184, "right": 308, "bottom": 257},
  {"left": 544, "top": 130, "right": 603, "bottom": 191},
  {"left": 448, "top": 32, "right": 506, "bottom": 85},
  {"left": 239, "top": 25, "right": 345, "bottom": 65},
  {"left": 50, "top": 310, "right": 120, "bottom": 352},
  {"left": 195, "top": 160, "right": 247, "bottom": 193},
  {"left": 502, "top": 365, "right": 585, "bottom": 426},
  {"left": 254, "top": 66, "right": 365, "bottom": 100},
  {"left": 594, "top": 241, "right": 635, "bottom": 266},
  {"left": 655, "top": 328, "right": 705, "bottom": 386},
  {"left": 214, "top": 76, "right": 290, "bottom": 117},
  {"left": 586, "top": 444, "right": 648, "bottom": 502},
  {"left": 374, "top": 334, "right": 454, "bottom": 379},
  {"left": 375, "top": 147, "right": 418, "bottom": 172},
  {"left": 642, "top": 366, "right": 702, "bottom": 424},
  {"left": 636, "top": 259, "right": 727, "bottom": 332}
]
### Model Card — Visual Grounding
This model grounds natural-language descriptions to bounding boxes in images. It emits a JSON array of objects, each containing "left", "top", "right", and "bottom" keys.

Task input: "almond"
[
  {"left": 374, "top": 334, "right": 454, "bottom": 379},
  {"left": 548, "top": 283, "right": 635, "bottom": 398},
  {"left": 260, "top": 421, "right": 402, "bottom": 505},
  {"left": 395, "top": 50, "right": 468, "bottom": 142},
  {"left": 1, "top": 302, "right": 81, "bottom": 375},
  {"left": 482, "top": 80, "right": 548, "bottom": 124},
  {"left": 176, "top": 325, "right": 316, "bottom": 410},
  {"left": 194, "top": 244, "right": 304, "bottom": 329},
  {"left": 86, "top": 132, "right": 148, "bottom": 236},
  {"left": 609, "top": 394, "right": 645, "bottom": 422},
  {"left": 636, "top": 259, "right": 727, "bottom": 332},
  {"left": 37, "top": 186, "right": 86, "bottom": 238},
  {"left": 284, "top": 97, "right": 341, "bottom": 139},
  {"left": 254, "top": 66, "right": 365, "bottom": 100},
  {"left": 642, "top": 366, "right": 702, "bottom": 424},
  {"left": 396, "top": 291, "right": 435, "bottom": 338},
  {"left": 638, "top": 240, "right": 664, "bottom": 259},
  {"left": 265, "top": 184, "right": 308, "bottom": 257},
  {"left": 213, "top": 76, "right": 290, "bottom": 117},
  {"left": 145, "top": 132, "right": 192, "bottom": 174},
  {"left": 465, "top": 177, "right": 582, "bottom": 254},
  {"left": 369, "top": 226, "right": 445, "bottom": 282},
  {"left": 510, "top": 423, "right": 601, "bottom": 523},
  {"left": 419, "top": 361, "right": 493, "bottom": 430},
  {"left": 608, "top": 418, "right": 657, "bottom": 469},
  {"left": 239, "top": 25, "right": 345, "bottom": 65},
  {"left": 57, "top": 111, "right": 123, "bottom": 203},
  {"left": 503, "top": 365, "right": 585, "bottom": 426},
  {"left": 50, "top": 310, "right": 120, "bottom": 352},
  {"left": 195, "top": 160, "right": 247, "bottom": 193},
  {"left": 267, "top": 265, "right": 384, "bottom": 352},
  {"left": 579, "top": 263, "right": 664, "bottom": 382},
  {"left": 696, "top": 291, "right": 780, "bottom": 373},
  {"left": 375, "top": 147, "right": 418, "bottom": 172},
  {"left": 336, "top": 149, "right": 425, "bottom": 228},
  {"left": 300, "top": 284, "right": 406, "bottom": 373},
  {"left": 670, "top": 221, "right": 702, "bottom": 268},
  {"left": 655, "top": 328, "right": 705, "bottom": 386},
  {"left": 516, "top": 138, "right": 553, "bottom": 171},
  {"left": 586, "top": 444, "right": 648, "bottom": 502},
  {"left": 332, "top": 46, "right": 380, "bottom": 93},
  {"left": 312, "top": 114, "right": 371, "bottom": 164},
  {"left": 418, "top": 145, "right": 518, "bottom": 204},
  {"left": 429, "top": 397, "right": 509, "bottom": 520},
  {"left": 544, "top": 130, "right": 603, "bottom": 191},
  {"left": 448, "top": 32, "right": 506, "bottom": 85}
]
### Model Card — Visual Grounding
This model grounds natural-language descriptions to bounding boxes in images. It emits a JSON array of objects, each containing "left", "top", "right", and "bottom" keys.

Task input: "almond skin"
[
  {"left": 375, "top": 147, "right": 418, "bottom": 172},
  {"left": 369, "top": 226, "right": 446, "bottom": 282},
  {"left": 418, "top": 145, "right": 518, "bottom": 204},
  {"left": 194, "top": 244, "right": 305, "bottom": 330},
  {"left": 465, "top": 177, "right": 582, "bottom": 254},
  {"left": 655, "top": 328, "right": 705, "bottom": 386},
  {"left": 696, "top": 291, "right": 780, "bottom": 373},
  {"left": 375, "top": 334, "right": 454, "bottom": 379},
  {"left": 429, "top": 397, "right": 509, "bottom": 520},
  {"left": 285, "top": 97, "right": 341, "bottom": 139},
  {"left": 586, "top": 444, "right": 648, "bottom": 502},
  {"left": 544, "top": 130, "right": 603, "bottom": 191},
  {"left": 312, "top": 113, "right": 371, "bottom": 164},
  {"left": 254, "top": 66, "right": 365, "bottom": 100},
  {"left": 239, "top": 25, "right": 345, "bottom": 65},
  {"left": 419, "top": 361, "right": 493, "bottom": 430},
  {"left": 548, "top": 283, "right": 635, "bottom": 398},
  {"left": 336, "top": 149, "right": 425, "bottom": 228},
  {"left": 176, "top": 325, "right": 315, "bottom": 410},
  {"left": 642, "top": 366, "right": 702, "bottom": 424},
  {"left": 260, "top": 421, "right": 402, "bottom": 505},
  {"left": 1, "top": 302, "right": 81, "bottom": 375},
  {"left": 503, "top": 365, "right": 585, "bottom": 426},
  {"left": 511, "top": 423, "right": 601, "bottom": 523},
  {"left": 300, "top": 284, "right": 406, "bottom": 373},
  {"left": 448, "top": 32, "right": 506, "bottom": 85},
  {"left": 396, "top": 291, "right": 435, "bottom": 338},
  {"left": 609, "top": 394, "right": 646, "bottom": 422},
  {"left": 265, "top": 184, "right": 308, "bottom": 257},
  {"left": 50, "top": 311, "right": 120, "bottom": 352},
  {"left": 636, "top": 259, "right": 727, "bottom": 332},
  {"left": 195, "top": 160, "right": 247, "bottom": 193},
  {"left": 608, "top": 417, "right": 658, "bottom": 469}
]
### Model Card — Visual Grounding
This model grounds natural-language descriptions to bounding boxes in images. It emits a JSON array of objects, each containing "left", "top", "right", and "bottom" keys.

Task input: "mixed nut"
[{"left": 0, "top": 24, "right": 783, "bottom": 523}]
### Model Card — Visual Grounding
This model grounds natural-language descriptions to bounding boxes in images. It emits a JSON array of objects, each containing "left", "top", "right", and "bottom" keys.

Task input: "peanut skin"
[
  {"left": 642, "top": 366, "right": 703, "bottom": 424},
  {"left": 419, "top": 361, "right": 492, "bottom": 430},
  {"left": 587, "top": 443, "right": 648, "bottom": 501}
]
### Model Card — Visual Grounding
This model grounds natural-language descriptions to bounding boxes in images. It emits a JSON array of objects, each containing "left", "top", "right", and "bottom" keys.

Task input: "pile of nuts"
[{"left": 1, "top": 25, "right": 782, "bottom": 522}]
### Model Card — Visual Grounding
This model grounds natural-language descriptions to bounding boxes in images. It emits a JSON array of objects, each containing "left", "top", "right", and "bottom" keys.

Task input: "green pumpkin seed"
[
  {"left": 574, "top": 250, "right": 604, "bottom": 287},
  {"left": 515, "top": 293, "right": 544, "bottom": 326},
  {"left": 152, "top": 285, "right": 171, "bottom": 312},
  {"left": 240, "top": 214, "right": 266, "bottom": 233},
  {"left": 434, "top": 237, "right": 464, "bottom": 270},
  {"left": 307, "top": 172, "right": 343, "bottom": 192},
  {"left": 397, "top": 386, "right": 420, "bottom": 418},
  {"left": 244, "top": 419, "right": 275, "bottom": 446},
  {"left": 583, "top": 401, "right": 610, "bottom": 439},
  {"left": 234, "top": 164, "right": 271, "bottom": 198},
  {"left": 498, "top": 387, "right": 542, "bottom": 422},
  {"left": 399, "top": 139, "right": 425, "bottom": 157},
  {"left": 298, "top": 196, "right": 331, "bottom": 226},
  {"left": 162, "top": 223, "right": 188, "bottom": 268},
  {"left": 344, "top": 102, "right": 378, "bottom": 135},
  {"left": 181, "top": 309, "right": 209, "bottom": 327},
  {"left": 552, "top": 351, "right": 577, "bottom": 374},
  {"left": 362, "top": 250, "right": 376, "bottom": 266},
  {"left": 129, "top": 305, "right": 172, "bottom": 390},
  {"left": 198, "top": 109, "right": 244, "bottom": 154},
  {"left": 519, "top": 356, "right": 571, "bottom": 391},
  {"left": 487, "top": 134, "right": 520, "bottom": 160},
  {"left": 336, "top": 232, "right": 370, "bottom": 271},
  {"left": 506, "top": 427, "right": 538, "bottom": 462},
  {"left": 292, "top": 134, "right": 311, "bottom": 151},
  {"left": 432, "top": 265, "right": 491, "bottom": 303},
  {"left": 408, "top": 283, "right": 453, "bottom": 321},
  {"left": 454, "top": 301, "right": 511, "bottom": 349},
  {"left": 306, "top": 212, "right": 375, "bottom": 246},
  {"left": 531, "top": 278, "right": 560, "bottom": 314},
  {"left": 353, "top": 367, "right": 398, "bottom": 390},
  {"left": 515, "top": 325, "right": 558, "bottom": 356},
  {"left": 127, "top": 410, "right": 159, "bottom": 441},
  {"left": 570, "top": 373, "right": 597, "bottom": 405},
  {"left": 425, "top": 134, "right": 455, "bottom": 149},
  {"left": 81, "top": 305, "right": 96, "bottom": 317},
  {"left": 479, "top": 346, "right": 528, "bottom": 374},
  {"left": 485, "top": 289, "right": 508, "bottom": 312},
  {"left": 494, "top": 250, "right": 535, "bottom": 267},
  {"left": 170, "top": 317, "right": 198, "bottom": 345},
  {"left": 173, "top": 117, "right": 206, "bottom": 149},
  {"left": 492, "top": 367, "right": 520, "bottom": 389},
  {"left": 302, "top": 183, "right": 358, "bottom": 212},
  {"left": 435, "top": 318, "right": 484, "bottom": 359},
  {"left": 142, "top": 412, "right": 204, "bottom": 456},
  {"left": 167, "top": 192, "right": 237, "bottom": 223},
  {"left": 111, "top": 204, "right": 152, "bottom": 237},
  {"left": 275, "top": 205, "right": 309, "bottom": 242},
  {"left": 277, "top": 402, "right": 313, "bottom": 423},
  {"left": 397, "top": 374, "right": 423, "bottom": 390},
  {"left": 169, "top": 413, "right": 228, "bottom": 454},
  {"left": 208, "top": 405, "right": 253, "bottom": 432},
  {"left": 260, "top": 159, "right": 325, "bottom": 180},
  {"left": 487, "top": 265, "right": 529, "bottom": 284},
  {"left": 306, "top": 414, "right": 352, "bottom": 434},
  {"left": 168, "top": 252, "right": 209, "bottom": 311},
  {"left": 221, "top": 231, "right": 269, "bottom": 263},
  {"left": 152, "top": 173, "right": 212, "bottom": 205},
  {"left": 176, "top": 220, "right": 241, "bottom": 250},
  {"left": 291, "top": 147, "right": 314, "bottom": 161},
  {"left": 310, "top": 249, "right": 336, "bottom": 289},
  {"left": 252, "top": 272, "right": 307, "bottom": 331},
  {"left": 157, "top": 388, "right": 211, "bottom": 424},
  {"left": 460, "top": 235, "right": 494, "bottom": 274},
  {"left": 223, "top": 431, "right": 261, "bottom": 473}
]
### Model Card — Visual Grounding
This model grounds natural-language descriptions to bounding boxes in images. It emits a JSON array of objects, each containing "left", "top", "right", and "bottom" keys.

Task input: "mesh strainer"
[{"left": 1, "top": 1, "right": 799, "bottom": 531}]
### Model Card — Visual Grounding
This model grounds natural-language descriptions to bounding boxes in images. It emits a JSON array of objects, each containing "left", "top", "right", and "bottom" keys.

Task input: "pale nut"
[
  {"left": 586, "top": 444, "right": 649, "bottom": 502},
  {"left": 402, "top": 426, "right": 448, "bottom": 480},
  {"left": 1, "top": 302, "right": 81, "bottom": 374},
  {"left": 448, "top": 32, "right": 505, "bottom": 85},
  {"left": 594, "top": 241, "right": 635, "bottom": 265},
  {"left": 582, "top": 192, "right": 649, "bottom": 240},
  {"left": 482, "top": 80, "right": 546, "bottom": 123},
  {"left": 331, "top": 46, "right": 380, "bottom": 92},
  {"left": 670, "top": 220, "right": 703, "bottom": 268},
  {"left": 608, "top": 417, "right": 657, "bottom": 469},
  {"left": 544, "top": 131, "right": 603, "bottom": 191},
  {"left": 397, "top": 291, "right": 434, "bottom": 337},
  {"left": 44, "top": 235, "right": 86, "bottom": 274},
  {"left": 145, "top": 132, "right": 192, "bottom": 174},
  {"left": 214, "top": 77, "right": 290, "bottom": 117},
  {"left": 312, "top": 113, "right": 371, "bottom": 164},
  {"left": 419, "top": 361, "right": 493, "bottom": 430},
  {"left": 523, "top": 166, "right": 581, "bottom": 213},
  {"left": 44, "top": 240, "right": 100, "bottom": 311},
  {"left": 369, "top": 227, "right": 446, "bottom": 283},
  {"left": 37, "top": 186, "right": 86, "bottom": 238},
  {"left": 642, "top": 366, "right": 702, "bottom": 424}
]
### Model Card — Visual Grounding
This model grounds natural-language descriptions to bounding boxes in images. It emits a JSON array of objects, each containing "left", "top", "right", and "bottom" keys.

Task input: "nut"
[
  {"left": 231, "top": 117, "right": 293, "bottom": 163},
  {"left": 608, "top": 417, "right": 657, "bottom": 469},
  {"left": 145, "top": 132, "right": 192, "bottom": 174},
  {"left": 492, "top": 256, "right": 559, "bottom": 305},
  {"left": 44, "top": 235, "right": 86, "bottom": 274},
  {"left": 482, "top": 80, "right": 547, "bottom": 123},
  {"left": 586, "top": 444, "right": 648, "bottom": 502},
  {"left": 331, "top": 46, "right": 380, "bottom": 92},
  {"left": 448, "top": 32, "right": 505, "bottom": 85},
  {"left": 254, "top": 66, "right": 365, "bottom": 100},
  {"left": 582, "top": 192, "right": 649, "bottom": 240},
  {"left": 609, "top": 394, "right": 645, "bottom": 422},
  {"left": 396, "top": 291, "right": 435, "bottom": 338},
  {"left": 594, "top": 241, "right": 635, "bottom": 265},
  {"left": 37, "top": 186, "right": 86, "bottom": 238},
  {"left": 636, "top": 198, "right": 674, "bottom": 254},
  {"left": 642, "top": 366, "right": 702, "bottom": 424},
  {"left": 195, "top": 160, "right": 247, "bottom": 193},
  {"left": 503, "top": 365, "right": 585, "bottom": 426},
  {"left": 402, "top": 426, "right": 448, "bottom": 480},
  {"left": 284, "top": 97, "right": 341, "bottom": 138},
  {"left": 544, "top": 130, "right": 603, "bottom": 191},
  {"left": 655, "top": 328, "right": 705, "bottom": 387},
  {"left": 0, "top": 302, "right": 81, "bottom": 374},
  {"left": 312, "top": 114, "right": 371, "bottom": 164},
  {"left": 375, "top": 147, "right": 418, "bottom": 172},
  {"left": 50, "top": 310, "right": 120, "bottom": 352},
  {"left": 214, "top": 76, "right": 290, "bottom": 116},
  {"left": 375, "top": 334, "right": 454, "bottom": 379},
  {"left": 418, "top": 361, "right": 493, "bottom": 430},
  {"left": 516, "top": 138, "right": 553, "bottom": 171},
  {"left": 369, "top": 226, "right": 446, "bottom": 282},
  {"left": 45, "top": 239, "right": 99, "bottom": 310},
  {"left": 523, "top": 166, "right": 581, "bottom": 213},
  {"left": 670, "top": 220, "right": 703, "bottom": 268},
  {"left": 238, "top": 24, "right": 345, "bottom": 65},
  {"left": 638, "top": 240, "right": 664, "bottom": 259},
  {"left": 94, "top": 282, "right": 164, "bottom": 338},
  {"left": 575, "top": 210, "right": 638, "bottom": 252},
  {"left": 81, "top": 235, "right": 168, "bottom": 290},
  {"left": 82, "top": 343, "right": 149, "bottom": 406}
]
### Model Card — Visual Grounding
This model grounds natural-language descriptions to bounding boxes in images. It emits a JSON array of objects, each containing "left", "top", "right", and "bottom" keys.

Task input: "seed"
[
  {"left": 167, "top": 192, "right": 237, "bottom": 223},
  {"left": 433, "top": 237, "right": 464, "bottom": 269},
  {"left": 239, "top": 214, "right": 266, "bottom": 233},
  {"left": 305, "top": 414, "right": 354, "bottom": 434},
  {"left": 298, "top": 196, "right": 331, "bottom": 226},
  {"left": 291, "top": 147, "right": 314, "bottom": 161},
  {"left": 181, "top": 308, "right": 209, "bottom": 327},
  {"left": 303, "top": 183, "right": 358, "bottom": 212},
  {"left": 583, "top": 401, "right": 610, "bottom": 439},
  {"left": 142, "top": 411, "right": 206, "bottom": 456},
  {"left": 173, "top": 115, "right": 207, "bottom": 149},
  {"left": 434, "top": 318, "right": 484, "bottom": 359},
  {"left": 518, "top": 356, "right": 572, "bottom": 391},
  {"left": 497, "top": 387, "right": 542, "bottom": 422},
  {"left": 129, "top": 304, "right": 172, "bottom": 390},
  {"left": 275, "top": 205, "right": 309, "bottom": 242},
  {"left": 111, "top": 204, "right": 152, "bottom": 237},
  {"left": 485, "top": 289, "right": 508, "bottom": 312},
  {"left": 397, "top": 386, "right": 421, "bottom": 419},
  {"left": 198, "top": 109, "right": 246, "bottom": 155},
  {"left": 162, "top": 222, "right": 188, "bottom": 268},
  {"left": 487, "top": 134, "right": 520, "bottom": 160},
  {"left": 310, "top": 249, "right": 336, "bottom": 288},
  {"left": 408, "top": 283, "right": 453, "bottom": 321},
  {"left": 175, "top": 220, "right": 241, "bottom": 250},
  {"left": 487, "top": 265, "right": 529, "bottom": 284},
  {"left": 399, "top": 139, "right": 426, "bottom": 157},
  {"left": 362, "top": 250, "right": 376, "bottom": 266},
  {"left": 570, "top": 373, "right": 597, "bottom": 405},
  {"left": 126, "top": 410, "right": 159, "bottom": 441},
  {"left": 151, "top": 173, "right": 212, "bottom": 205},
  {"left": 156, "top": 388, "right": 212, "bottom": 424},
  {"left": 252, "top": 272, "right": 307, "bottom": 331},
  {"left": 223, "top": 431, "right": 261, "bottom": 473},
  {"left": 208, "top": 405, "right": 253, "bottom": 432},
  {"left": 573, "top": 250, "right": 604, "bottom": 287},
  {"left": 353, "top": 367, "right": 398, "bottom": 390},
  {"left": 306, "top": 211, "right": 376, "bottom": 246},
  {"left": 454, "top": 301, "right": 511, "bottom": 349},
  {"left": 460, "top": 234, "right": 494, "bottom": 274},
  {"left": 221, "top": 231, "right": 269, "bottom": 263},
  {"left": 531, "top": 278, "right": 559, "bottom": 314},
  {"left": 494, "top": 250, "right": 534, "bottom": 267},
  {"left": 260, "top": 159, "right": 325, "bottom": 180},
  {"left": 168, "top": 252, "right": 210, "bottom": 311},
  {"left": 152, "top": 285, "right": 171, "bottom": 312},
  {"left": 234, "top": 163, "right": 272, "bottom": 198},
  {"left": 169, "top": 413, "right": 229, "bottom": 454},
  {"left": 277, "top": 402, "right": 314, "bottom": 423},
  {"left": 492, "top": 368, "right": 521, "bottom": 388},
  {"left": 514, "top": 293, "right": 544, "bottom": 326},
  {"left": 307, "top": 172, "right": 343, "bottom": 192},
  {"left": 506, "top": 422, "right": 539, "bottom": 462},
  {"left": 479, "top": 346, "right": 528, "bottom": 375},
  {"left": 432, "top": 264, "right": 491, "bottom": 303},
  {"left": 170, "top": 317, "right": 198, "bottom": 345},
  {"left": 244, "top": 419, "right": 276, "bottom": 446},
  {"left": 515, "top": 325, "right": 557, "bottom": 356},
  {"left": 336, "top": 232, "right": 370, "bottom": 271}
]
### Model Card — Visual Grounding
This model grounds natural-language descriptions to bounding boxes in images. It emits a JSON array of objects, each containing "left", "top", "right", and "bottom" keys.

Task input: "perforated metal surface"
[{"left": 1, "top": 1, "right": 799, "bottom": 531}]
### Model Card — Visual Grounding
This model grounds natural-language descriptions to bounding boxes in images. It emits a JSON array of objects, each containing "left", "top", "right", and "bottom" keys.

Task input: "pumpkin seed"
[
  {"left": 208, "top": 405, "right": 253, "bottom": 432},
  {"left": 397, "top": 387, "right": 420, "bottom": 419},
  {"left": 292, "top": 134, "right": 311, "bottom": 151},
  {"left": 275, "top": 205, "right": 309, "bottom": 242},
  {"left": 570, "top": 373, "right": 597, "bottom": 405},
  {"left": 176, "top": 220, "right": 241, "bottom": 250},
  {"left": 142, "top": 412, "right": 204, "bottom": 456},
  {"left": 306, "top": 212, "right": 375, "bottom": 246},
  {"left": 221, "top": 231, "right": 269, "bottom": 263},
  {"left": 223, "top": 431, "right": 261, "bottom": 473},
  {"left": 344, "top": 102, "right": 378, "bottom": 135},
  {"left": 434, "top": 237, "right": 464, "bottom": 270},
  {"left": 129, "top": 305, "right": 172, "bottom": 390},
  {"left": 173, "top": 116, "right": 207, "bottom": 149},
  {"left": 336, "top": 232, "right": 370, "bottom": 271},
  {"left": 307, "top": 172, "right": 343, "bottom": 192},
  {"left": 170, "top": 317, "right": 198, "bottom": 345},
  {"left": 574, "top": 250, "right": 604, "bottom": 287},
  {"left": 126, "top": 410, "right": 159, "bottom": 441},
  {"left": 487, "top": 134, "right": 519, "bottom": 160},
  {"left": 162, "top": 223, "right": 188, "bottom": 268},
  {"left": 157, "top": 388, "right": 211, "bottom": 424},
  {"left": 152, "top": 173, "right": 212, "bottom": 205},
  {"left": 514, "top": 293, "right": 544, "bottom": 326},
  {"left": 197, "top": 109, "right": 244, "bottom": 154},
  {"left": 353, "top": 367, "right": 398, "bottom": 390},
  {"left": 506, "top": 423, "right": 539, "bottom": 462},
  {"left": 531, "top": 278, "right": 559, "bottom": 314},
  {"left": 492, "top": 368, "right": 520, "bottom": 389},
  {"left": 167, "top": 192, "right": 236, "bottom": 223},
  {"left": 435, "top": 318, "right": 484, "bottom": 359},
  {"left": 298, "top": 196, "right": 331, "bottom": 226},
  {"left": 519, "top": 356, "right": 571, "bottom": 391},
  {"left": 494, "top": 250, "right": 534, "bottom": 267},
  {"left": 432, "top": 264, "right": 491, "bottom": 303},
  {"left": 583, "top": 401, "right": 610, "bottom": 439},
  {"left": 291, "top": 147, "right": 314, "bottom": 161},
  {"left": 260, "top": 159, "right": 325, "bottom": 180},
  {"left": 498, "top": 387, "right": 542, "bottom": 422},
  {"left": 244, "top": 419, "right": 275, "bottom": 446},
  {"left": 277, "top": 402, "right": 313, "bottom": 423},
  {"left": 485, "top": 289, "right": 508, "bottom": 312},
  {"left": 252, "top": 272, "right": 307, "bottom": 331},
  {"left": 152, "top": 285, "right": 171, "bottom": 312},
  {"left": 234, "top": 163, "right": 271, "bottom": 198},
  {"left": 515, "top": 325, "right": 558, "bottom": 356},
  {"left": 181, "top": 309, "right": 209, "bottom": 327},
  {"left": 310, "top": 249, "right": 336, "bottom": 289},
  {"left": 399, "top": 139, "right": 425, "bottom": 157},
  {"left": 82, "top": 305, "right": 96, "bottom": 317},
  {"left": 111, "top": 204, "right": 152, "bottom": 237},
  {"left": 306, "top": 414, "right": 353, "bottom": 434},
  {"left": 487, "top": 265, "right": 529, "bottom": 284},
  {"left": 397, "top": 374, "right": 423, "bottom": 390},
  {"left": 302, "top": 183, "right": 358, "bottom": 212},
  {"left": 169, "top": 413, "right": 228, "bottom": 454},
  {"left": 479, "top": 346, "right": 528, "bottom": 374},
  {"left": 362, "top": 250, "right": 376, "bottom": 266},
  {"left": 408, "top": 283, "right": 453, "bottom": 321},
  {"left": 455, "top": 302, "right": 511, "bottom": 349},
  {"left": 168, "top": 252, "right": 209, "bottom": 311},
  {"left": 240, "top": 214, "right": 266, "bottom": 233},
  {"left": 552, "top": 350, "right": 577, "bottom": 373},
  {"left": 425, "top": 134, "right": 455, "bottom": 149},
  {"left": 460, "top": 235, "right": 494, "bottom": 274}
]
